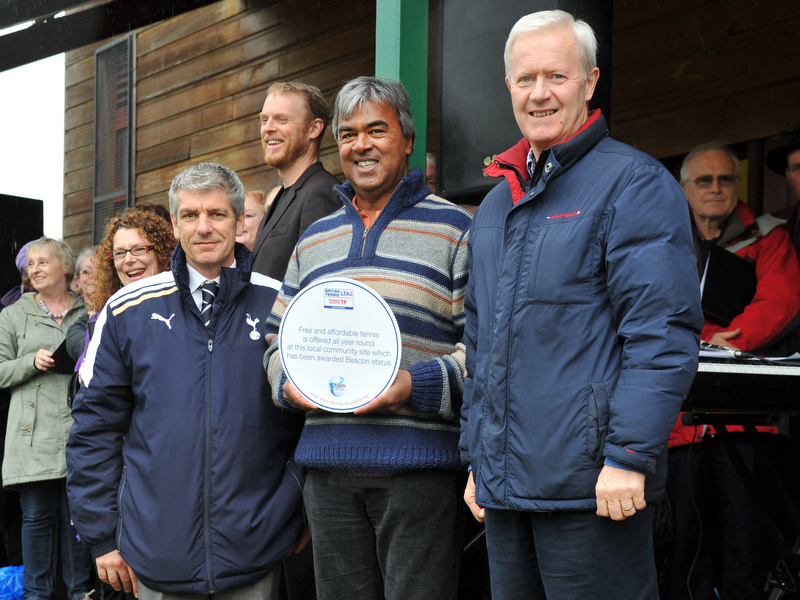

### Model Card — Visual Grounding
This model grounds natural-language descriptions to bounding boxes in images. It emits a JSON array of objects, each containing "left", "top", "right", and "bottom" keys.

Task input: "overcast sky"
[{"left": 0, "top": 53, "right": 65, "bottom": 238}]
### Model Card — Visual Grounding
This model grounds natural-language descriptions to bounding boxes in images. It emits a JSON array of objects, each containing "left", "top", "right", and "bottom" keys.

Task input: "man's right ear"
[{"left": 309, "top": 118, "right": 324, "bottom": 141}]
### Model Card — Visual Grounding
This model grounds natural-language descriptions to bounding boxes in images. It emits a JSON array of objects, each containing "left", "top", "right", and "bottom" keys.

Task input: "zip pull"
[
  {"left": 207, "top": 339, "right": 213, "bottom": 352},
  {"left": 360, "top": 227, "right": 369, "bottom": 257}
]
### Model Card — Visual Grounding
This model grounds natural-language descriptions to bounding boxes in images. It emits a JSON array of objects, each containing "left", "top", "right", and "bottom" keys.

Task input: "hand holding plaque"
[{"left": 278, "top": 278, "right": 401, "bottom": 412}]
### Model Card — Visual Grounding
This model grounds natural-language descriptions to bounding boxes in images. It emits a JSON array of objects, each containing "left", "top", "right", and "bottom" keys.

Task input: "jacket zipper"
[
  {"left": 360, "top": 227, "right": 369, "bottom": 257},
  {"left": 337, "top": 179, "right": 406, "bottom": 259},
  {"left": 203, "top": 324, "right": 215, "bottom": 593}
]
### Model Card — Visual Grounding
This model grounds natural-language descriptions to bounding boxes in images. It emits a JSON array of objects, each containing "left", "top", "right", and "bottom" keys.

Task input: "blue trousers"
[
  {"left": 484, "top": 507, "right": 658, "bottom": 600},
  {"left": 18, "top": 479, "right": 94, "bottom": 600},
  {"left": 303, "top": 469, "right": 463, "bottom": 600}
]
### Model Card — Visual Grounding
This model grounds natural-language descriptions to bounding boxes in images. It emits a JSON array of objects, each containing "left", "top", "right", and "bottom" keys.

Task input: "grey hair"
[
  {"left": 679, "top": 142, "right": 741, "bottom": 185},
  {"left": 504, "top": 10, "right": 598, "bottom": 80},
  {"left": 27, "top": 237, "right": 76, "bottom": 281},
  {"left": 332, "top": 76, "right": 416, "bottom": 153},
  {"left": 168, "top": 163, "right": 246, "bottom": 219},
  {"left": 426, "top": 152, "right": 436, "bottom": 167},
  {"left": 74, "top": 246, "right": 95, "bottom": 277}
]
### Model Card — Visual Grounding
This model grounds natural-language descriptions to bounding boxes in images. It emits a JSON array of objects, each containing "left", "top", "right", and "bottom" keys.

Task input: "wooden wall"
[
  {"left": 63, "top": 0, "right": 800, "bottom": 248},
  {"left": 610, "top": 0, "right": 800, "bottom": 213},
  {"left": 610, "top": 0, "right": 800, "bottom": 157},
  {"left": 63, "top": 0, "right": 376, "bottom": 249}
]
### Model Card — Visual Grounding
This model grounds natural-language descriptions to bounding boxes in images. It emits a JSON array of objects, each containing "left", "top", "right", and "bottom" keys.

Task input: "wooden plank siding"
[
  {"left": 609, "top": 0, "right": 800, "bottom": 216},
  {"left": 62, "top": 0, "right": 378, "bottom": 248},
  {"left": 609, "top": 0, "right": 800, "bottom": 159},
  {"left": 62, "top": 0, "right": 800, "bottom": 248}
]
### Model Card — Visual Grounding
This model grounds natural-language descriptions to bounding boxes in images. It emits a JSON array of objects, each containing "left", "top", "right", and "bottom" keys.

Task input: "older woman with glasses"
[
  {"left": 65, "top": 248, "right": 97, "bottom": 361},
  {"left": 0, "top": 237, "right": 95, "bottom": 600},
  {"left": 73, "top": 247, "right": 97, "bottom": 304}
]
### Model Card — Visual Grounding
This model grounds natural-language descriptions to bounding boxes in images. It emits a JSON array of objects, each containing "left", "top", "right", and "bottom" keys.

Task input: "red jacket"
[{"left": 669, "top": 201, "right": 800, "bottom": 447}]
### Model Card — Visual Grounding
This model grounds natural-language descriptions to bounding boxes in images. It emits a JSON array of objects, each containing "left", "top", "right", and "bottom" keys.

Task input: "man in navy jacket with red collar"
[{"left": 459, "top": 10, "right": 702, "bottom": 599}]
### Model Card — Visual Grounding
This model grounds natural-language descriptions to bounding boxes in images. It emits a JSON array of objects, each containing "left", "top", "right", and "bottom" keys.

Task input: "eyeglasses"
[
  {"left": 690, "top": 175, "right": 738, "bottom": 188},
  {"left": 79, "top": 268, "right": 94, "bottom": 276},
  {"left": 109, "top": 245, "right": 153, "bottom": 261}
]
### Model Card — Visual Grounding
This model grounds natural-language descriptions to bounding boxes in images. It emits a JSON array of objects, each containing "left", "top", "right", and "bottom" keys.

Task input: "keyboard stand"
[{"left": 682, "top": 414, "right": 800, "bottom": 598}]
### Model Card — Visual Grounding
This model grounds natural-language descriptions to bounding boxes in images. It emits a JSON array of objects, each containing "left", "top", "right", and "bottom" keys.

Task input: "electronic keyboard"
[{"left": 681, "top": 359, "right": 800, "bottom": 415}]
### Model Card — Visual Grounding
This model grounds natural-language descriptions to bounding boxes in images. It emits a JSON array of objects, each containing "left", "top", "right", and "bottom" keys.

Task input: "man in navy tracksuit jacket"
[
  {"left": 459, "top": 11, "right": 703, "bottom": 599},
  {"left": 66, "top": 163, "right": 305, "bottom": 600}
]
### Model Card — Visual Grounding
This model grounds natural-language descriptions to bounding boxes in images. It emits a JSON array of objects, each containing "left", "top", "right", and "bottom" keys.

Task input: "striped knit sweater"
[{"left": 264, "top": 168, "right": 472, "bottom": 476}]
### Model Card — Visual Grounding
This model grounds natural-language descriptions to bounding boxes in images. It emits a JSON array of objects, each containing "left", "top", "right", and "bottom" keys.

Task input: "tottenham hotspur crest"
[{"left": 246, "top": 313, "right": 260, "bottom": 340}]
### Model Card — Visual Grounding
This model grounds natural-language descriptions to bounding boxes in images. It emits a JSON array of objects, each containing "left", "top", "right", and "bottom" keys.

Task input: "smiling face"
[
  {"left": 172, "top": 188, "right": 243, "bottom": 279},
  {"left": 336, "top": 101, "right": 413, "bottom": 210},
  {"left": 259, "top": 91, "right": 322, "bottom": 172},
  {"left": 236, "top": 193, "right": 266, "bottom": 251},
  {"left": 28, "top": 245, "right": 68, "bottom": 295},
  {"left": 112, "top": 228, "right": 160, "bottom": 287},
  {"left": 506, "top": 26, "right": 598, "bottom": 159}
]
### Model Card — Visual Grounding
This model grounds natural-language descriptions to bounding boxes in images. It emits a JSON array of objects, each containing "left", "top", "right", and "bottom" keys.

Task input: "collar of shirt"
[
  {"left": 267, "top": 185, "right": 286, "bottom": 215},
  {"left": 526, "top": 147, "right": 537, "bottom": 179},
  {"left": 352, "top": 195, "right": 381, "bottom": 229},
  {"left": 187, "top": 260, "right": 236, "bottom": 310}
]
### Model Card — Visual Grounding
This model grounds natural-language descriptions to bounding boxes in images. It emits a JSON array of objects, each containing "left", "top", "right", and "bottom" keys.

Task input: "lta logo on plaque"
[{"left": 323, "top": 287, "right": 354, "bottom": 309}]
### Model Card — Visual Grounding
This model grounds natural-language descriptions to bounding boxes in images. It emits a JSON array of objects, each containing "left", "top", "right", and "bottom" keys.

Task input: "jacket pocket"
[
  {"left": 19, "top": 385, "right": 39, "bottom": 445},
  {"left": 472, "top": 394, "right": 496, "bottom": 479},
  {"left": 286, "top": 458, "right": 305, "bottom": 493},
  {"left": 527, "top": 215, "right": 599, "bottom": 305},
  {"left": 116, "top": 465, "right": 127, "bottom": 550},
  {"left": 586, "top": 383, "right": 610, "bottom": 467}
]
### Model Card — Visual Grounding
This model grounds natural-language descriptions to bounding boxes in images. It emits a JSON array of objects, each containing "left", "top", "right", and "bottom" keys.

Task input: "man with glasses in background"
[{"left": 666, "top": 142, "right": 800, "bottom": 599}]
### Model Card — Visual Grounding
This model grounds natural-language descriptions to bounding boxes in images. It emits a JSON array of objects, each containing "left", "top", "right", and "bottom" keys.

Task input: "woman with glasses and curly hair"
[
  {"left": 91, "top": 205, "right": 176, "bottom": 313},
  {"left": 67, "top": 205, "right": 176, "bottom": 367}
]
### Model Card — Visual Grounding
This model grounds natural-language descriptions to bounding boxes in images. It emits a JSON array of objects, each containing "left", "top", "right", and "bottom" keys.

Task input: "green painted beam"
[{"left": 375, "top": 0, "right": 428, "bottom": 171}]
